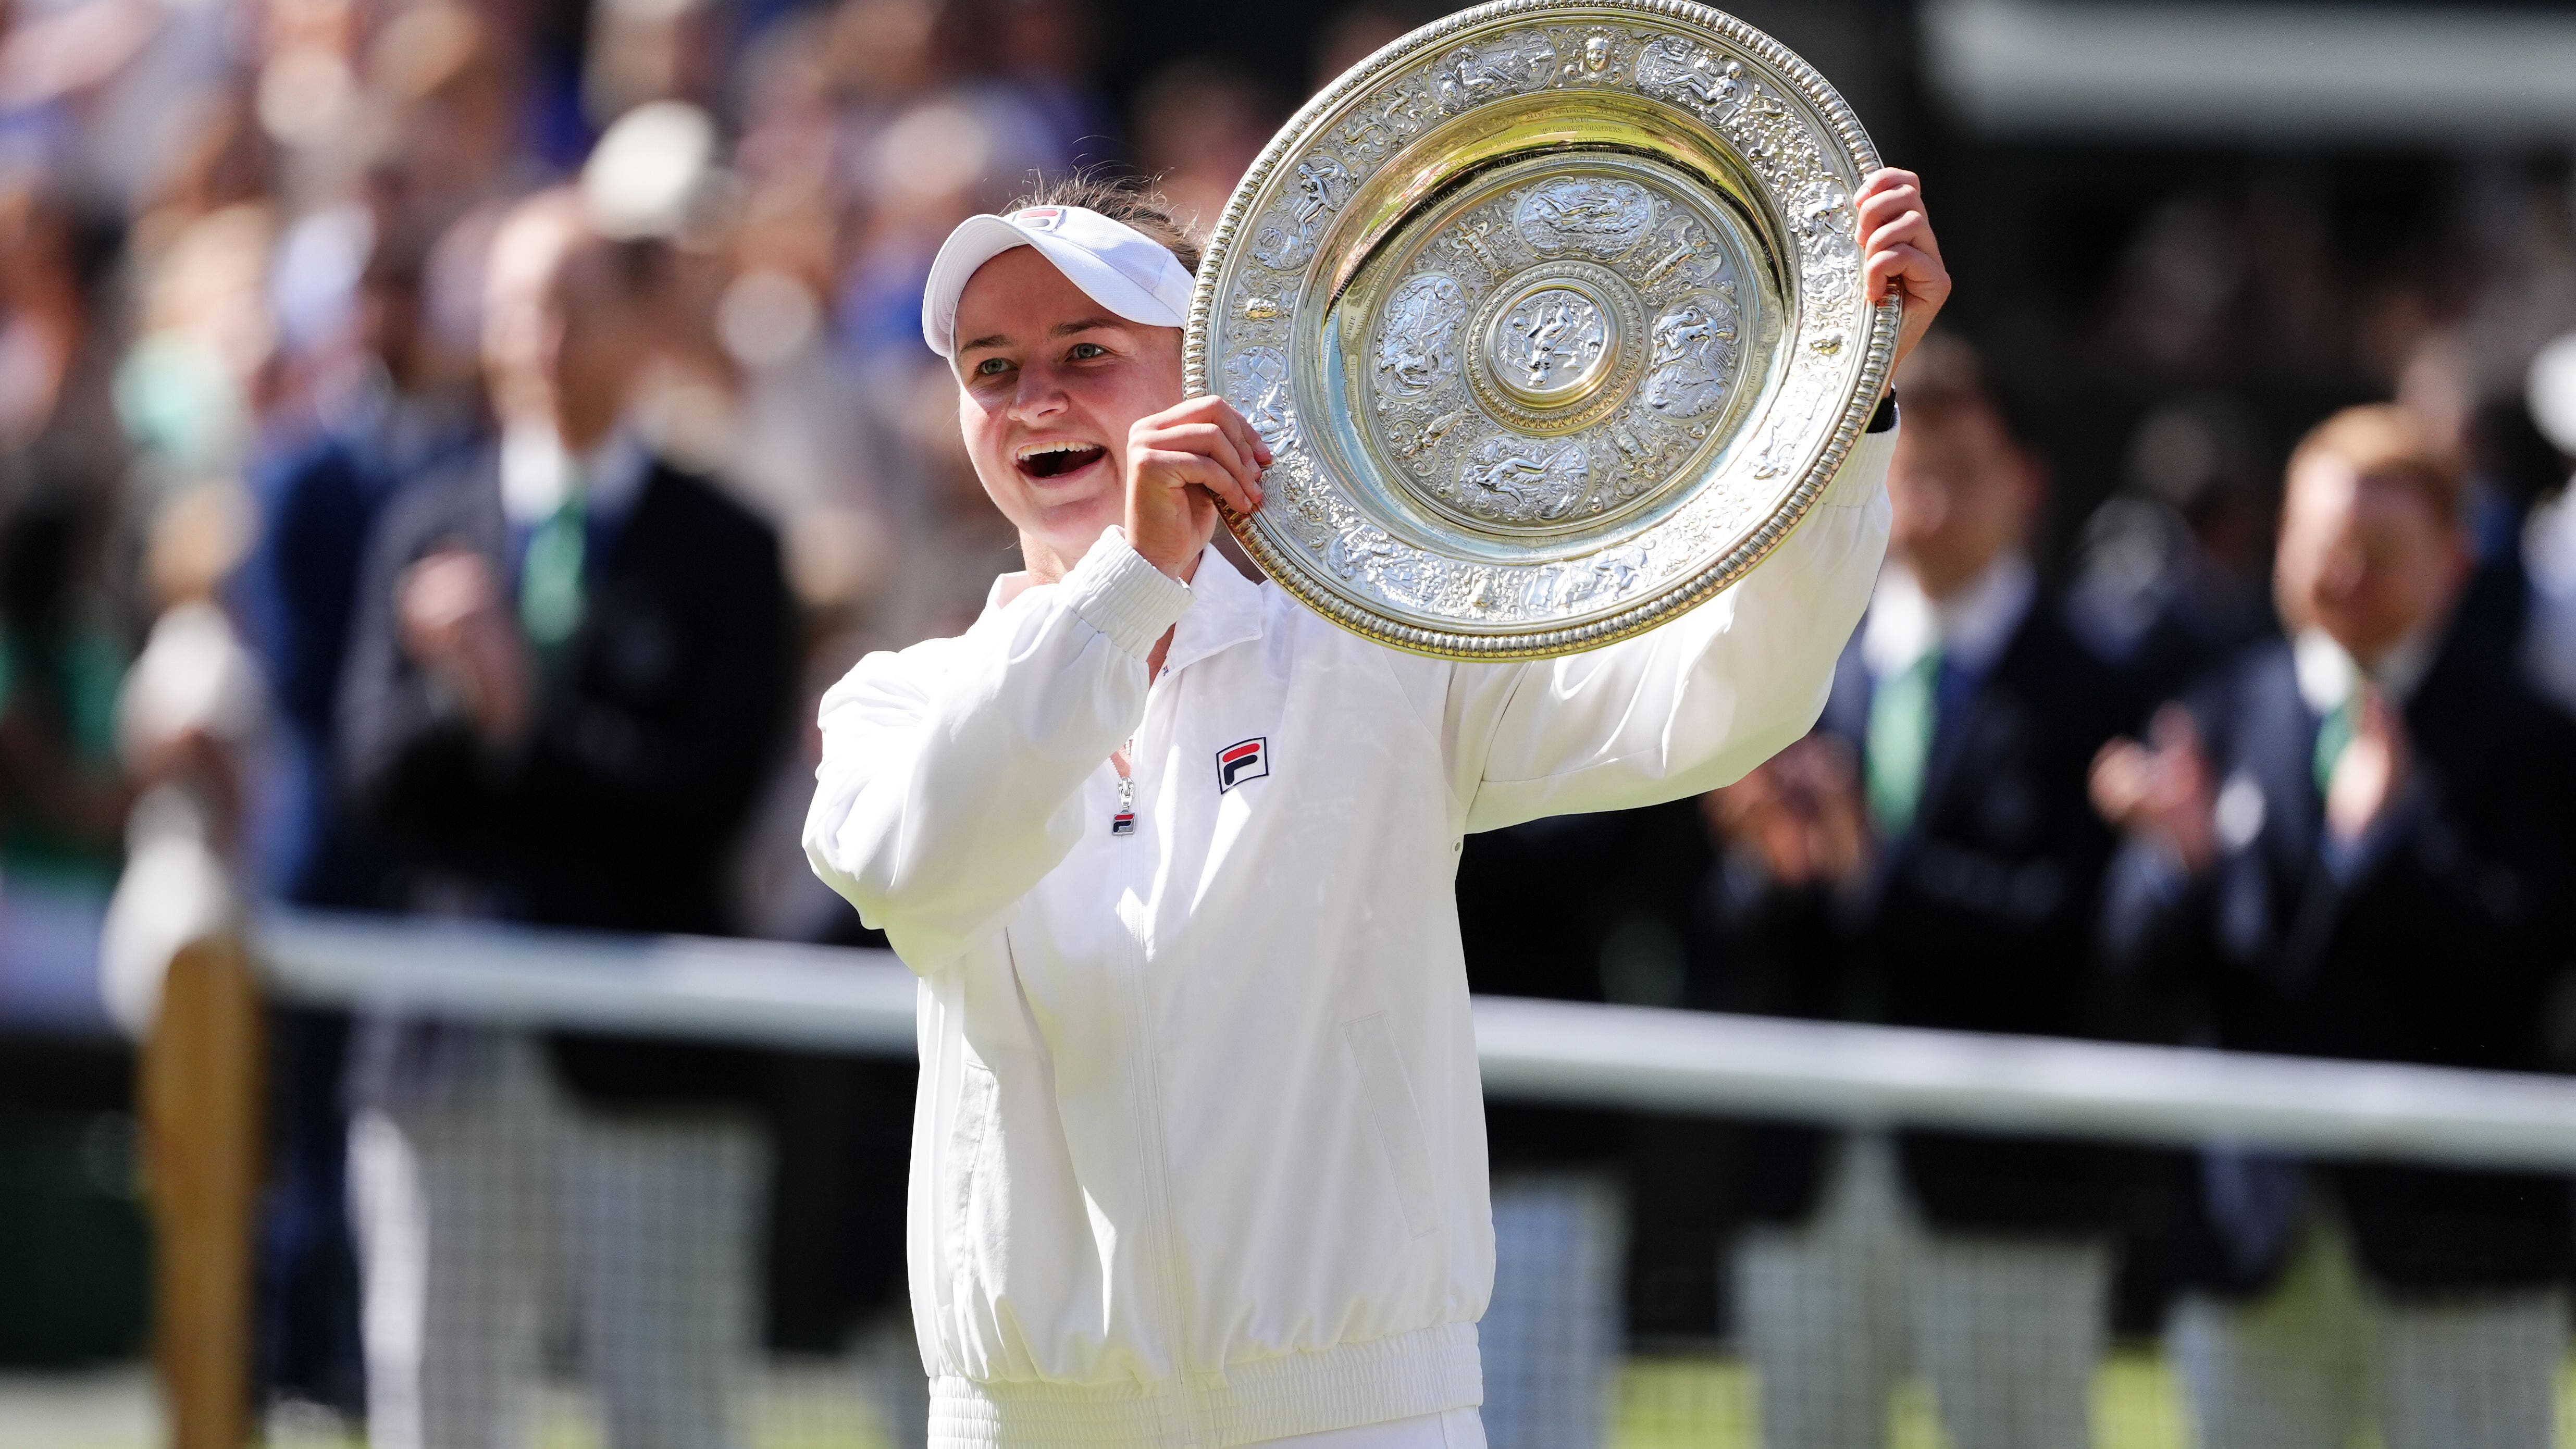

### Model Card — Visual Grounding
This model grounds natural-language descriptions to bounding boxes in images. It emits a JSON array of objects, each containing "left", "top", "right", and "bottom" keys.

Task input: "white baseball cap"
[{"left": 921, "top": 204, "right": 1197, "bottom": 358}]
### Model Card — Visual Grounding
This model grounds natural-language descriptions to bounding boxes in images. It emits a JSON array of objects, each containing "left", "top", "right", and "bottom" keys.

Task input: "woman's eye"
[
  {"left": 1068, "top": 342, "right": 1108, "bottom": 361},
  {"left": 973, "top": 357, "right": 1012, "bottom": 378}
]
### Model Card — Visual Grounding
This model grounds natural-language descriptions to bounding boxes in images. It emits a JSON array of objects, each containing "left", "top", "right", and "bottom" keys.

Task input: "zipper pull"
[{"left": 1110, "top": 736, "right": 1137, "bottom": 838}]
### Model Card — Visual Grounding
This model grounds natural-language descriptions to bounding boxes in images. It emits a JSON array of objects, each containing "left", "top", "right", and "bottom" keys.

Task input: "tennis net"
[{"left": 211, "top": 908, "right": 2576, "bottom": 1449}]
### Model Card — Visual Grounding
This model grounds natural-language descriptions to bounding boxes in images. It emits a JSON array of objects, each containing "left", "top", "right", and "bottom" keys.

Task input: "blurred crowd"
[
  {"left": 0, "top": 0, "right": 1328, "bottom": 1430},
  {"left": 0, "top": 0, "right": 2568, "bottom": 1441}
]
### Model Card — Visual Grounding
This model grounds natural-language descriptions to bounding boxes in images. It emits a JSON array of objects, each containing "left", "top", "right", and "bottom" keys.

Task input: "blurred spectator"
[
  {"left": 232, "top": 196, "right": 484, "bottom": 1417},
  {"left": 2064, "top": 394, "right": 2278, "bottom": 702},
  {"left": 2094, "top": 404, "right": 2576, "bottom": 1449},
  {"left": 2393, "top": 330, "right": 2571, "bottom": 695},
  {"left": 585, "top": 0, "right": 733, "bottom": 124},
  {"left": 0, "top": 0, "right": 236, "bottom": 217},
  {"left": 365, "top": 3, "right": 545, "bottom": 227},
  {"left": 0, "top": 168, "right": 126, "bottom": 521},
  {"left": 1310, "top": 5, "right": 1414, "bottom": 94},
  {"left": 98, "top": 477, "right": 263, "bottom": 1034},
  {"left": 1698, "top": 336, "right": 2146, "bottom": 1449},
  {"left": 1129, "top": 55, "right": 1278, "bottom": 235},
  {"left": 116, "top": 201, "right": 280, "bottom": 489},
  {"left": 0, "top": 479, "right": 129, "bottom": 890},
  {"left": 336, "top": 186, "right": 791, "bottom": 1448},
  {"left": 0, "top": 175, "right": 141, "bottom": 898},
  {"left": 977, "top": 0, "right": 1118, "bottom": 170},
  {"left": 243, "top": 209, "right": 481, "bottom": 913}
]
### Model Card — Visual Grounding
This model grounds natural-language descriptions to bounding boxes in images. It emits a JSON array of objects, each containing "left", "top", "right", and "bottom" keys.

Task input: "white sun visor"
[{"left": 921, "top": 205, "right": 1198, "bottom": 359}]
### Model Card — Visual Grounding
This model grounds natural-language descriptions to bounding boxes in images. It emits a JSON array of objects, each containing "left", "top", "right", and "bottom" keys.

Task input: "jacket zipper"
[{"left": 1114, "top": 676, "right": 1205, "bottom": 1446}]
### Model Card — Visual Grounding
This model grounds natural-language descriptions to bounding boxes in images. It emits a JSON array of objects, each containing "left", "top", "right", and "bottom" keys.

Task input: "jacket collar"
[{"left": 1161, "top": 547, "right": 1267, "bottom": 676}]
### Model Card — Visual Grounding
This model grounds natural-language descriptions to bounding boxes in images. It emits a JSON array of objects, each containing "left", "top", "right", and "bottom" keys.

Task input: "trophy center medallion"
[{"left": 1490, "top": 284, "right": 1615, "bottom": 407}]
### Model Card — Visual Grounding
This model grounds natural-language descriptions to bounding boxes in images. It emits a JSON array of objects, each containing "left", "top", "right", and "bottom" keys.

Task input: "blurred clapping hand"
[
  {"left": 1701, "top": 734, "right": 1873, "bottom": 890},
  {"left": 396, "top": 547, "right": 532, "bottom": 745},
  {"left": 2089, "top": 703, "right": 2218, "bottom": 872}
]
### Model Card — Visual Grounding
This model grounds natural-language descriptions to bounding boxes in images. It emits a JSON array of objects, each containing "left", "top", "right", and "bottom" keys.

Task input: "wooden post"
[{"left": 140, "top": 933, "right": 263, "bottom": 1449}]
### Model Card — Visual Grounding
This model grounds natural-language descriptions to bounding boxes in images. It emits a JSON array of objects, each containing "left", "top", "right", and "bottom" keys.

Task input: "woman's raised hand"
[{"left": 1125, "top": 395, "right": 1271, "bottom": 579}]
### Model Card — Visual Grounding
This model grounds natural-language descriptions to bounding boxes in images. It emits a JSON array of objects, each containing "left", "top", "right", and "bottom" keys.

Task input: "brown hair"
[
  {"left": 2287, "top": 404, "right": 2468, "bottom": 527},
  {"left": 1005, "top": 174, "right": 1203, "bottom": 274}
]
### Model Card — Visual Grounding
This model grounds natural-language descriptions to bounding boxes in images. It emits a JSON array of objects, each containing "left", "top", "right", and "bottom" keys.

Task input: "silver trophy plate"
[{"left": 1188, "top": 0, "right": 1898, "bottom": 659}]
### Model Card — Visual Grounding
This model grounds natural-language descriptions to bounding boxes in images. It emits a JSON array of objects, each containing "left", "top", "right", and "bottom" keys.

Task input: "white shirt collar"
[
  {"left": 499, "top": 423, "right": 652, "bottom": 528},
  {"left": 1861, "top": 553, "right": 2036, "bottom": 681},
  {"left": 1161, "top": 547, "right": 1266, "bottom": 675},
  {"left": 2293, "top": 621, "right": 2442, "bottom": 715}
]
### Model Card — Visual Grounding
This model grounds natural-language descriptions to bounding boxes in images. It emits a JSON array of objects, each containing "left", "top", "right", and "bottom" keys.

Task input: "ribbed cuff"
[{"left": 1062, "top": 527, "right": 1194, "bottom": 659}]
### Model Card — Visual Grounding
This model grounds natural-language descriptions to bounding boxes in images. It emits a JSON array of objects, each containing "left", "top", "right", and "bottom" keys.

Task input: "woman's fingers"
[
  {"left": 1199, "top": 395, "right": 1273, "bottom": 469},
  {"left": 1141, "top": 427, "right": 1264, "bottom": 512},
  {"left": 1865, "top": 209, "right": 1930, "bottom": 262},
  {"left": 1856, "top": 166, "right": 1950, "bottom": 364},
  {"left": 1859, "top": 190, "right": 1940, "bottom": 262},
  {"left": 1155, "top": 394, "right": 1273, "bottom": 473},
  {"left": 1136, "top": 396, "right": 1271, "bottom": 499},
  {"left": 1153, "top": 420, "right": 1258, "bottom": 498},
  {"left": 1136, "top": 445, "right": 1259, "bottom": 516},
  {"left": 1856, "top": 184, "right": 1918, "bottom": 236},
  {"left": 1864, "top": 241, "right": 1942, "bottom": 302}
]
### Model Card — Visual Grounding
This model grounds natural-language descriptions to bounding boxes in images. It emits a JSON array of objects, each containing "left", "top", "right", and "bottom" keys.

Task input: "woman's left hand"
[{"left": 1856, "top": 168, "right": 1951, "bottom": 372}]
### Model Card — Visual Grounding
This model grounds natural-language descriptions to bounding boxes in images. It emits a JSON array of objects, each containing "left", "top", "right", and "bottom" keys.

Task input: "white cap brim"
[{"left": 922, "top": 206, "right": 1197, "bottom": 358}]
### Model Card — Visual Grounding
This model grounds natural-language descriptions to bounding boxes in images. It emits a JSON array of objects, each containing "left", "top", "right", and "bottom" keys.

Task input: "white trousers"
[
  {"left": 1245, "top": 1408, "right": 1488, "bottom": 1448},
  {"left": 1478, "top": 1170, "right": 1624, "bottom": 1449},
  {"left": 1730, "top": 1136, "right": 2110, "bottom": 1449},
  {"left": 2171, "top": 1217, "right": 2568, "bottom": 1449},
  {"left": 348, "top": 1033, "right": 767, "bottom": 1449}
]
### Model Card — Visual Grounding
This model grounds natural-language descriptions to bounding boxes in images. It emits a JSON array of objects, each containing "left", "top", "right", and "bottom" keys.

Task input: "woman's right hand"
[{"left": 1125, "top": 395, "right": 1270, "bottom": 578}]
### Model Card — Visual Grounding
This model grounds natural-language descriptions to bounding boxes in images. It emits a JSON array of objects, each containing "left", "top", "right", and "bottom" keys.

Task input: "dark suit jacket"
[
  {"left": 2106, "top": 628, "right": 2576, "bottom": 1295},
  {"left": 241, "top": 406, "right": 478, "bottom": 909},
  {"left": 1698, "top": 597, "right": 2149, "bottom": 1234},
  {"left": 339, "top": 448, "right": 794, "bottom": 1106},
  {"left": 1458, "top": 801, "right": 1710, "bottom": 1168}
]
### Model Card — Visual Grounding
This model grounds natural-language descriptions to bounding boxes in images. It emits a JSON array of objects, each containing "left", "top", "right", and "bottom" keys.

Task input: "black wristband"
[{"left": 1866, "top": 390, "right": 1899, "bottom": 434}]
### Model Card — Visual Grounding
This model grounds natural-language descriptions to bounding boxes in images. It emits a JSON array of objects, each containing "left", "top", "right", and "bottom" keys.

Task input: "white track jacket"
[{"left": 804, "top": 428, "right": 1894, "bottom": 1449}]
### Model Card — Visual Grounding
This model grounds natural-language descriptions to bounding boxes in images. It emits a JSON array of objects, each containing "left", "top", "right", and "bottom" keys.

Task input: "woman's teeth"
[{"left": 1018, "top": 443, "right": 1107, "bottom": 479}]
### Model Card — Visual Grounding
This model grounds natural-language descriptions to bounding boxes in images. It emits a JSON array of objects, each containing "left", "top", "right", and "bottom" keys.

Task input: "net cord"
[{"left": 256, "top": 908, "right": 2576, "bottom": 1173}]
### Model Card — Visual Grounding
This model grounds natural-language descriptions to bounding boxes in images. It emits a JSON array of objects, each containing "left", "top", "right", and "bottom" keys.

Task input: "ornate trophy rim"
[{"left": 1186, "top": 0, "right": 1901, "bottom": 661}]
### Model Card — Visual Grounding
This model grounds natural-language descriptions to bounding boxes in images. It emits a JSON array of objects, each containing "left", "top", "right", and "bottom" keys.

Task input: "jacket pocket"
[{"left": 1343, "top": 1013, "right": 1443, "bottom": 1239}]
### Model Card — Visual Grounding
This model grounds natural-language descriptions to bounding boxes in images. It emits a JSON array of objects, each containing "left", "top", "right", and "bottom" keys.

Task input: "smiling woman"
[
  {"left": 802, "top": 163, "right": 1941, "bottom": 1449},
  {"left": 920, "top": 187, "right": 1262, "bottom": 588}
]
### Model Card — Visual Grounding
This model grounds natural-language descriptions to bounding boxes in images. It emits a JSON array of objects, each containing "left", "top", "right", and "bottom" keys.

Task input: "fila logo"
[
  {"left": 1217, "top": 738, "right": 1269, "bottom": 794},
  {"left": 1013, "top": 207, "right": 1064, "bottom": 230}
]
